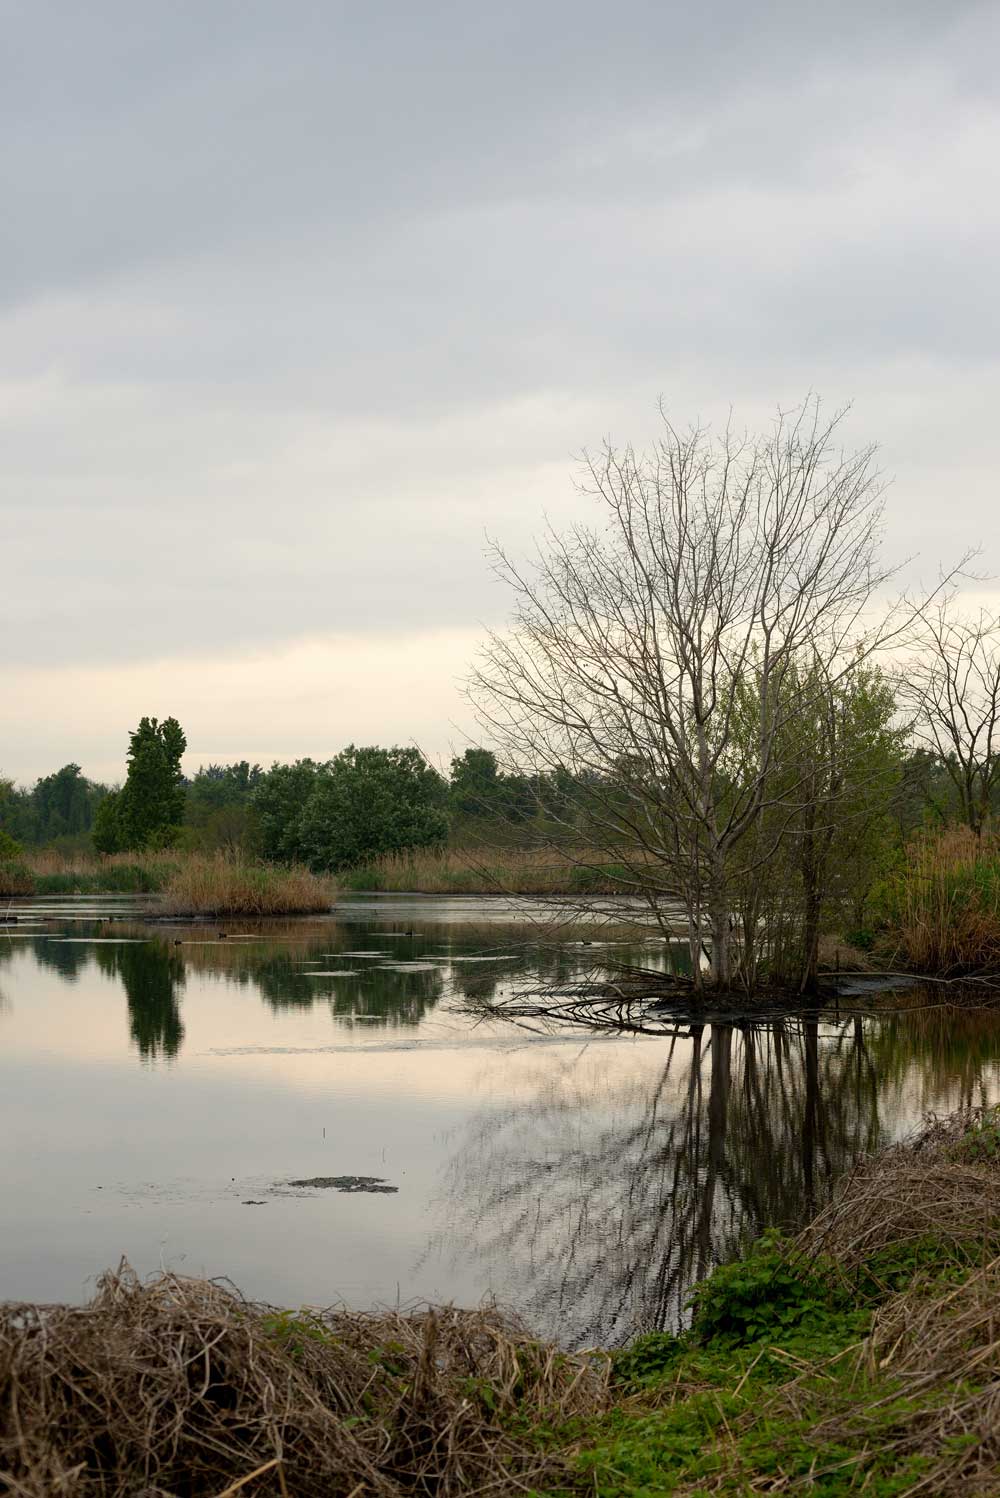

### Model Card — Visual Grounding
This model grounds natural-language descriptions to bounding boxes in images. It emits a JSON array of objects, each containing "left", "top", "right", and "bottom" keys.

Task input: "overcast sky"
[{"left": 3, "top": 0, "right": 998, "bottom": 783}]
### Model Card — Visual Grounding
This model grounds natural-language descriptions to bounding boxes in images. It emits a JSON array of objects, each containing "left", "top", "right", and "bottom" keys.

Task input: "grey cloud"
[{"left": 2, "top": 0, "right": 999, "bottom": 683}]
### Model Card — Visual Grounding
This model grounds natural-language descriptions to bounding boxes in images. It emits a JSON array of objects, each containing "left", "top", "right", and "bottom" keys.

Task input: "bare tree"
[
  {"left": 899, "top": 601, "right": 1000, "bottom": 837},
  {"left": 470, "top": 397, "right": 921, "bottom": 990}
]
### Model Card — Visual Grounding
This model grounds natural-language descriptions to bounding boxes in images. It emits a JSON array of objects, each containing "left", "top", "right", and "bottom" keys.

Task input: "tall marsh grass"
[
  {"left": 0, "top": 861, "right": 35, "bottom": 898},
  {"left": 339, "top": 845, "right": 632, "bottom": 895},
  {"left": 161, "top": 854, "right": 334, "bottom": 917},
  {"left": 1, "top": 849, "right": 333, "bottom": 916},
  {"left": 6, "top": 849, "right": 180, "bottom": 896},
  {"left": 880, "top": 825, "right": 1000, "bottom": 973}
]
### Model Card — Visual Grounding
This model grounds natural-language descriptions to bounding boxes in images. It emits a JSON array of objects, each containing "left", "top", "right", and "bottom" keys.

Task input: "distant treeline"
[
  {"left": 2, "top": 733, "right": 996, "bottom": 876},
  {"left": 0, "top": 763, "right": 110, "bottom": 849},
  {"left": 0, "top": 740, "right": 581, "bottom": 870}
]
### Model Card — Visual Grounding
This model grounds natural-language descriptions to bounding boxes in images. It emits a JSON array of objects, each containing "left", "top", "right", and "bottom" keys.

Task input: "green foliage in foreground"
[{"left": 525, "top": 1232, "right": 983, "bottom": 1496}]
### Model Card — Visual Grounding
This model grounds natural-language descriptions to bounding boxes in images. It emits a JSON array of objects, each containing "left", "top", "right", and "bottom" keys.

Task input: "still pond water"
[{"left": 2, "top": 894, "right": 999, "bottom": 1347}]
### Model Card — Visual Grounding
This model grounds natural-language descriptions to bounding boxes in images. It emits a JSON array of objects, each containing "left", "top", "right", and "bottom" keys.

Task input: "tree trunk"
[
  {"left": 800, "top": 885, "right": 821, "bottom": 995},
  {"left": 708, "top": 877, "right": 731, "bottom": 988},
  {"left": 798, "top": 813, "right": 822, "bottom": 995}
]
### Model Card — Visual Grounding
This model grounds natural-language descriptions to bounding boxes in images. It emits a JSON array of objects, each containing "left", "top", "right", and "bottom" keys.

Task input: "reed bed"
[
  {"left": 0, "top": 1263, "right": 606, "bottom": 1497},
  {"left": 341, "top": 845, "right": 632, "bottom": 895},
  {"left": 881, "top": 825, "right": 1000, "bottom": 973},
  {"left": 160, "top": 855, "right": 334, "bottom": 917},
  {"left": 6, "top": 849, "right": 181, "bottom": 895},
  {"left": 0, "top": 861, "right": 35, "bottom": 898}
]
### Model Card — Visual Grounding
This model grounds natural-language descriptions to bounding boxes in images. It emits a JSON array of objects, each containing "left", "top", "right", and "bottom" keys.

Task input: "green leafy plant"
[{"left": 687, "top": 1235, "right": 852, "bottom": 1346}]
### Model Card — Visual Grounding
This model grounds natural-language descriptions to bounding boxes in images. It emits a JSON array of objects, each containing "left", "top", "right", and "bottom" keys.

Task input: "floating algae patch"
[
  {"left": 377, "top": 962, "right": 442, "bottom": 973},
  {"left": 429, "top": 954, "right": 518, "bottom": 963},
  {"left": 303, "top": 970, "right": 358, "bottom": 978},
  {"left": 285, "top": 1175, "right": 399, "bottom": 1193}
]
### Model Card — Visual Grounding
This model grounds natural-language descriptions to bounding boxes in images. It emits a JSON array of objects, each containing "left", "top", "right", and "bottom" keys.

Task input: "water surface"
[{"left": 2, "top": 894, "right": 999, "bottom": 1346}]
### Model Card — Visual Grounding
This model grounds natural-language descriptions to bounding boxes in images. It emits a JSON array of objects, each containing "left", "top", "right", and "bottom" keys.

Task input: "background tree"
[
  {"left": 252, "top": 760, "right": 322, "bottom": 863},
  {"left": 91, "top": 790, "right": 123, "bottom": 853},
  {"left": 449, "top": 748, "right": 504, "bottom": 822},
  {"left": 899, "top": 601, "right": 1000, "bottom": 838},
  {"left": 296, "top": 746, "right": 448, "bottom": 871},
  {"left": 0, "top": 827, "right": 23, "bottom": 860},
  {"left": 184, "top": 761, "right": 263, "bottom": 854},
  {"left": 470, "top": 398, "right": 934, "bottom": 990},
  {"left": 116, "top": 717, "right": 187, "bottom": 850},
  {"left": 731, "top": 659, "right": 902, "bottom": 990},
  {"left": 0, "top": 765, "right": 109, "bottom": 847}
]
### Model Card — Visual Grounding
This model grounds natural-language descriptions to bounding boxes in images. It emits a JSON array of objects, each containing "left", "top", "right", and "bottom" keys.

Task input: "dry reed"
[
  {"left": 884, "top": 825, "right": 1000, "bottom": 973},
  {"left": 160, "top": 855, "right": 333, "bottom": 917},
  {"left": 23, "top": 849, "right": 181, "bottom": 880},
  {"left": 0, "top": 862, "right": 34, "bottom": 898},
  {"left": 766, "top": 1109, "right": 1000, "bottom": 1495},
  {"left": 344, "top": 846, "right": 628, "bottom": 896},
  {"left": 0, "top": 1262, "right": 606, "bottom": 1497},
  {"left": 795, "top": 1107, "right": 1000, "bottom": 1272}
]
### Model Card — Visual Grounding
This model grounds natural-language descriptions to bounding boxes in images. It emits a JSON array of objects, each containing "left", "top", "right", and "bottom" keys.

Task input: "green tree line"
[{"left": 2, "top": 708, "right": 999, "bottom": 887}]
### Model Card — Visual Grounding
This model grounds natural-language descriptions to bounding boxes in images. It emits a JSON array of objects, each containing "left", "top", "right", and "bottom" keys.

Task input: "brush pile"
[{"left": 0, "top": 1264, "right": 606, "bottom": 1496}]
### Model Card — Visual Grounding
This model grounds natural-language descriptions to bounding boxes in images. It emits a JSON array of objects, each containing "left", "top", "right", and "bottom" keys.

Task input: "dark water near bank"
[{"left": 2, "top": 894, "right": 1000, "bottom": 1346}]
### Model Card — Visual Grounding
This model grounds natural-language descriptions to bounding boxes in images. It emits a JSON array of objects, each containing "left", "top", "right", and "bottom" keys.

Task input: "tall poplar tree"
[{"left": 114, "top": 716, "right": 188, "bottom": 850}]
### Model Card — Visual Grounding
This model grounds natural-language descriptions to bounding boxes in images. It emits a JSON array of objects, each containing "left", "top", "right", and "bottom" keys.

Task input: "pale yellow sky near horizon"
[{"left": 5, "top": 628, "right": 484, "bottom": 786}]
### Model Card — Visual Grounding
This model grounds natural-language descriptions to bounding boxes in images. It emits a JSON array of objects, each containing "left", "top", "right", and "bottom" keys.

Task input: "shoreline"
[{"left": 3, "top": 1110, "right": 999, "bottom": 1493}]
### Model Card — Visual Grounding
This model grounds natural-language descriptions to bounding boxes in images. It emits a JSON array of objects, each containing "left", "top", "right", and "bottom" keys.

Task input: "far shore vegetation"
[{"left": 6, "top": 400, "right": 1000, "bottom": 986}]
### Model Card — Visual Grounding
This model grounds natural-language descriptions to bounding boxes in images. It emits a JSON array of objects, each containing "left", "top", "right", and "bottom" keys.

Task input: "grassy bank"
[
  {"left": 553, "top": 1107, "right": 1000, "bottom": 1495},
  {"left": 3, "top": 1113, "right": 999, "bottom": 1493},
  {"left": 0, "top": 848, "right": 179, "bottom": 897},
  {"left": 339, "top": 845, "right": 634, "bottom": 895},
  {"left": 0, "top": 849, "right": 333, "bottom": 916}
]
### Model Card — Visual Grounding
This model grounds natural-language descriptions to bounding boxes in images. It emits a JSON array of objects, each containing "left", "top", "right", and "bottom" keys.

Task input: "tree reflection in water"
[
  {"left": 440, "top": 1015, "right": 887, "bottom": 1347},
  {"left": 92, "top": 942, "right": 186, "bottom": 1062}
]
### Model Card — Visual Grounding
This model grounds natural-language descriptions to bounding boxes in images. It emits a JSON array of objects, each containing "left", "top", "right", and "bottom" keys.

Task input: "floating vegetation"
[{"left": 286, "top": 1175, "right": 398, "bottom": 1193}]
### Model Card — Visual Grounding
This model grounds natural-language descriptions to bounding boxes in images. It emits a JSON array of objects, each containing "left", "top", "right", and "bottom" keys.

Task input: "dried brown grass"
[
  {"left": 343, "top": 846, "right": 630, "bottom": 896},
  {"left": 0, "top": 862, "right": 34, "bottom": 898},
  {"left": 779, "top": 1110, "right": 1000, "bottom": 1495},
  {"left": 796, "top": 1107, "right": 1000, "bottom": 1273},
  {"left": 884, "top": 825, "right": 1000, "bottom": 973},
  {"left": 160, "top": 856, "right": 334, "bottom": 917},
  {"left": 22, "top": 849, "right": 181, "bottom": 879},
  {"left": 0, "top": 1263, "right": 606, "bottom": 1497}
]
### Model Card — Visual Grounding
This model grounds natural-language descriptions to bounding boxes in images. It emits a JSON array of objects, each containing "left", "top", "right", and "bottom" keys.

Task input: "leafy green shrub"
[
  {"left": 687, "top": 1236, "right": 852, "bottom": 1346},
  {"left": 948, "top": 1117, "right": 1000, "bottom": 1165},
  {"left": 0, "top": 829, "right": 24, "bottom": 860},
  {"left": 612, "top": 1333, "right": 684, "bottom": 1385}
]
